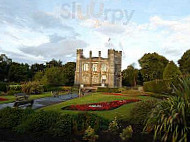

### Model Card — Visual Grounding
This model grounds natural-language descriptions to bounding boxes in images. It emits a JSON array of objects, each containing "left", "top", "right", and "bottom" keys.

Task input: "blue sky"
[{"left": 0, "top": 0, "right": 190, "bottom": 69}]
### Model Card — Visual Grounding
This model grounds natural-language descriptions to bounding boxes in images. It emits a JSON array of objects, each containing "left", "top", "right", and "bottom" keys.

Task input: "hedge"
[
  {"left": 143, "top": 79, "right": 171, "bottom": 94},
  {"left": 97, "top": 87, "right": 121, "bottom": 93}
]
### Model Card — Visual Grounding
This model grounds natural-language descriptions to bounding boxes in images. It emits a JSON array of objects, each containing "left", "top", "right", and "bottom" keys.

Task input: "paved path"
[{"left": 0, "top": 93, "right": 78, "bottom": 110}]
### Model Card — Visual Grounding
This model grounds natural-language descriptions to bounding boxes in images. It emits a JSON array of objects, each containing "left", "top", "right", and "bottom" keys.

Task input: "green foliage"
[
  {"left": 6, "top": 90, "right": 21, "bottom": 96},
  {"left": 143, "top": 79, "right": 171, "bottom": 94},
  {"left": 41, "top": 67, "right": 65, "bottom": 86},
  {"left": 0, "top": 82, "right": 7, "bottom": 92},
  {"left": 163, "top": 61, "right": 182, "bottom": 81},
  {"left": 62, "top": 62, "right": 76, "bottom": 86},
  {"left": 108, "top": 117, "right": 119, "bottom": 135},
  {"left": 50, "top": 114, "right": 73, "bottom": 137},
  {"left": 130, "top": 99, "right": 159, "bottom": 124},
  {"left": 73, "top": 113, "right": 109, "bottom": 133},
  {"left": 139, "top": 53, "right": 169, "bottom": 82},
  {"left": 120, "top": 125, "right": 133, "bottom": 141},
  {"left": 22, "top": 81, "right": 44, "bottom": 94},
  {"left": 122, "top": 65, "right": 138, "bottom": 87},
  {"left": 178, "top": 49, "right": 190, "bottom": 75},
  {"left": 97, "top": 87, "right": 121, "bottom": 93},
  {"left": 33, "top": 71, "right": 44, "bottom": 81},
  {"left": 15, "top": 111, "right": 60, "bottom": 135},
  {"left": 8, "top": 85, "right": 22, "bottom": 91},
  {"left": 144, "top": 77, "right": 190, "bottom": 142},
  {"left": 83, "top": 126, "right": 99, "bottom": 142},
  {"left": 8, "top": 62, "right": 30, "bottom": 82},
  {"left": 0, "top": 107, "right": 34, "bottom": 129}
]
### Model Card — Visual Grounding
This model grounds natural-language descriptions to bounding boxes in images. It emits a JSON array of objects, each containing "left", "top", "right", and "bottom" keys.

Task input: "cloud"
[{"left": 20, "top": 39, "right": 88, "bottom": 63}]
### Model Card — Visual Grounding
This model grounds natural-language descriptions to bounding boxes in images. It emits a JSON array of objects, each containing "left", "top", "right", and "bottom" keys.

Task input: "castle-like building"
[{"left": 74, "top": 49, "right": 122, "bottom": 88}]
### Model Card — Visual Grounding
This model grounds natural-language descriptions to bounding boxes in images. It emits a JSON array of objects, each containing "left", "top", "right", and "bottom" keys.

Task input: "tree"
[
  {"left": 163, "top": 61, "right": 182, "bottom": 80},
  {"left": 30, "top": 63, "right": 45, "bottom": 79},
  {"left": 122, "top": 65, "right": 138, "bottom": 87},
  {"left": 33, "top": 71, "right": 44, "bottom": 81},
  {"left": 41, "top": 67, "right": 65, "bottom": 86},
  {"left": 62, "top": 62, "right": 76, "bottom": 86},
  {"left": 178, "top": 49, "right": 190, "bottom": 75},
  {"left": 138, "top": 53, "right": 169, "bottom": 82},
  {"left": 8, "top": 63, "right": 30, "bottom": 82},
  {"left": 46, "top": 59, "right": 62, "bottom": 68}
]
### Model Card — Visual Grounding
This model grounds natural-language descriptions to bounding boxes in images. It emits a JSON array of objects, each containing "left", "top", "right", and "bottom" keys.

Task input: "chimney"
[
  {"left": 99, "top": 51, "right": 101, "bottom": 57},
  {"left": 89, "top": 51, "right": 92, "bottom": 58}
]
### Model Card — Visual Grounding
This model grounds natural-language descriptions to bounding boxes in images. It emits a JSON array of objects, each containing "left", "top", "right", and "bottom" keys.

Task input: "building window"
[
  {"left": 92, "top": 64, "right": 97, "bottom": 71},
  {"left": 101, "top": 64, "right": 107, "bottom": 72},
  {"left": 83, "top": 63, "right": 89, "bottom": 71}
]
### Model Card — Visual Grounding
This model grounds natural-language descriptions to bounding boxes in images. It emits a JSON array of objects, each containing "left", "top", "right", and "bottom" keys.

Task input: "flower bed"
[
  {"left": 0, "top": 98, "right": 8, "bottom": 101},
  {"left": 62, "top": 99, "right": 140, "bottom": 111}
]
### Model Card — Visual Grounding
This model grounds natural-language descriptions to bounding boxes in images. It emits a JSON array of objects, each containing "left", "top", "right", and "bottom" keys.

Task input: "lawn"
[
  {"left": 0, "top": 92, "right": 67, "bottom": 104},
  {"left": 41, "top": 92, "right": 156, "bottom": 121}
]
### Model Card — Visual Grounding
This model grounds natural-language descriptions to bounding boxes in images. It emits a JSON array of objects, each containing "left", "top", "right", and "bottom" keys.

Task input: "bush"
[
  {"left": 97, "top": 87, "right": 121, "bottom": 93},
  {"left": 22, "top": 81, "right": 44, "bottom": 94},
  {"left": 144, "top": 77, "right": 190, "bottom": 142},
  {"left": 143, "top": 79, "right": 171, "bottom": 94},
  {"left": 50, "top": 114, "right": 72, "bottom": 137},
  {"left": 108, "top": 117, "right": 119, "bottom": 135},
  {"left": 6, "top": 90, "right": 21, "bottom": 96},
  {"left": 130, "top": 99, "right": 159, "bottom": 124},
  {"left": 43, "top": 85, "right": 65, "bottom": 92},
  {"left": 83, "top": 126, "right": 99, "bottom": 142},
  {"left": 15, "top": 111, "right": 60, "bottom": 135},
  {"left": 120, "top": 125, "right": 133, "bottom": 141},
  {"left": 8, "top": 85, "right": 22, "bottom": 92},
  {"left": 0, "top": 107, "right": 34, "bottom": 129},
  {"left": 72, "top": 113, "right": 109, "bottom": 133},
  {"left": 0, "top": 82, "right": 7, "bottom": 92}
]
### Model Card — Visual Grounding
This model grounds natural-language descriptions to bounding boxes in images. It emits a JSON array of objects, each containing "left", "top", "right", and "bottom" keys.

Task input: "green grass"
[
  {"left": 0, "top": 92, "right": 67, "bottom": 104},
  {"left": 41, "top": 92, "right": 155, "bottom": 121}
]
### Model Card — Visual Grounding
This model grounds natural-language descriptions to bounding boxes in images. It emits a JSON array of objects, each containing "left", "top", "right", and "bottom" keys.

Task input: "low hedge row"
[
  {"left": 143, "top": 79, "right": 172, "bottom": 94},
  {"left": 97, "top": 87, "right": 121, "bottom": 93},
  {"left": 0, "top": 108, "right": 109, "bottom": 138}
]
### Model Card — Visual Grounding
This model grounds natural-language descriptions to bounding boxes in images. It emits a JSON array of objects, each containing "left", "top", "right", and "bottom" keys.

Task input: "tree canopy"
[
  {"left": 178, "top": 49, "right": 190, "bottom": 75},
  {"left": 138, "top": 53, "right": 169, "bottom": 82},
  {"left": 163, "top": 61, "right": 182, "bottom": 80}
]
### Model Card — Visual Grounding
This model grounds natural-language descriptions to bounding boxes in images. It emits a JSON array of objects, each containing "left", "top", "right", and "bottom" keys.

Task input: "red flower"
[
  {"left": 0, "top": 98, "right": 8, "bottom": 101},
  {"left": 64, "top": 99, "right": 140, "bottom": 111}
]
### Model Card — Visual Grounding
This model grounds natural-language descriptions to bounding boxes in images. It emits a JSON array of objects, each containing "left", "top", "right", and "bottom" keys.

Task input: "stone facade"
[{"left": 74, "top": 49, "right": 122, "bottom": 88}]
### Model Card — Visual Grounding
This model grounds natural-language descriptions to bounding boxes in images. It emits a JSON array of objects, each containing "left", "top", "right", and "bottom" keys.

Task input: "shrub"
[
  {"left": 108, "top": 117, "right": 119, "bottom": 135},
  {"left": 130, "top": 99, "right": 159, "bottom": 124},
  {"left": 72, "top": 113, "right": 109, "bottom": 133},
  {"left": 97, "top": 87, "right": 121, "bottom": 93},
  {"left": 0, "top": 82, "right": 7, "bottom": 92},
  {"left": 83, "top": 126, "right": 99, "bottom": 142},
  {"left": 120, "top": 125, "right": 133, "bottom": 141},
  {"left": 15, "top": 111, "right": 60, "bottom": 135},
  {"left": 43, "top": 85, "right": 64, "bottom": 92},
  {"left": 143, "top": 79, "right": 171, "bottom": 94},
  {"left": 50, "top": 114, "right": 72, "bottom": 137},
  {"left": 22, "top": 81, "right": 44, "bottom": 94},
  {"left": 144, "top": 77, "right": 190, "bottom": 142},
  {"left": 0, "top": 107, "right": 34, "bottom": 129},
  {"left": 8, "top": 85, "right": 22, "bottom": 92},
  {"left": 6, "top": 90, "right": 21, "bottom": 96}
]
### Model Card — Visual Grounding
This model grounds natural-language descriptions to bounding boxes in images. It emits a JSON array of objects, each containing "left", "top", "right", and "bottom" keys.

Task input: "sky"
[{"left": 0, "top": 0, "right": 190, "bottom": 69}]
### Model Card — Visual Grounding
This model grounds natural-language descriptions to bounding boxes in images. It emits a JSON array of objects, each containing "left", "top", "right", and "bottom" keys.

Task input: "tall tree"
[
  {"left": 122, "top": 65, "right": 138, "bottom": 87},
  {"left": 178, "top": 49, "right": 190, "bottom": 75},
  {"left": 138, "top": 53, "right": 169, "bottom": 82},
  {"left": 46, "top": 59, "right": 62, "bottom": 68},
  {"left": 62, "top": 62, "right": 76, "bottom": 86},
  {"left": 8, "top": 63, "right": 30, "bottom": 82},
  {"left": 163, "top": 61, "right": 182, "bottom": 80}
]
